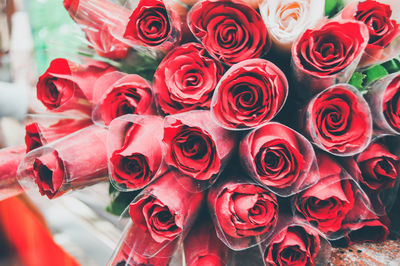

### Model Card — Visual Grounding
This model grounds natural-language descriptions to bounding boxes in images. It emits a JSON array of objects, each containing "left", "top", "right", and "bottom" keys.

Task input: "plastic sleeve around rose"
[
  {"left": 0, "top": 145, "right": 25, "bottom": 201},
  {"left": 207, "top": 175, "right": 279, "bottom": 250},
  {"left": 291, "top": 19, "right": 369, "bottom": 96},
  {"left": 163, "top": 110, "right": 236, "bottom": 191},
  {"left": 25, "top": 116, "right": 92, "bottom": 152},
  {"left": 91, "top": 71, "right": 155, "bottom": 126},
  {"left": 211, "top": 59, "right": 288, "bottom": 130},
  {"left": 108, "top": 222, "right": 171, "bottom": 266},
  {"left": 63, "top": 0, "right": 132, "bottom": 60},
  {"left": 239, "top": 122, "right": 319, "bottom": 197},
  {"left": 292, "top": 151, "right": 375, "bottom": 240},
  {"left": 17, "top": 125, "right": 108, "bottom": 199},
  {"left": 364, "top": 72, "right": 400, "bottom": 135},
  {"left": 36, "top": 58, "right": 116, "bottom": 116},
  {"left": 261, "top": 215, "right": 332, "bottom": 266},
  {"left": 183, "top": 213, "right": 229, "bottom": 266},
  {"left": 259, "top": 0, "right": 325, "bottom": 52},
  {"left": 301, "top": 83, "right": 372, "bottom": 156},
  {"left": 106, "top": 114, "right": 166, "bottom": 191},
  {"left": 119, "top": 170, "right": 204, "bottom": 258},
  {"left": 339, "top": 0, "right": 400, "bottom": 67}
]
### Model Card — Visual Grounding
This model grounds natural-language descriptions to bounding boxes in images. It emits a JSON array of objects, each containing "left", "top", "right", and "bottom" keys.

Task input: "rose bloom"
[
  {"left": 93, "top": 71, "right": 153, "bottom": 126},
  {"left": 209, "top": 182, "right": 278, "bottom": 239},
  {"left": 264, "top": 224, "right": 321, "bottom": 266},
  {"left": 383, "top": 74, "right": 400, "bottom": 132},
  {"left": 153, "top": 42, "right": 224, "bottom": 115},
  {"left": 188, "top": 0, "right": 270, "bottom": 65},
  {"left": 212, "top": 59, "right": 288, "bottom": 129},
  {"left": 303, "top": 84, "right": 372, "bottom": 155}
]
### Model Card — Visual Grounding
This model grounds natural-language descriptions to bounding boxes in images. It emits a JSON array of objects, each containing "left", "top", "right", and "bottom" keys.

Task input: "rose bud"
[
  {"left": 341, "top": 0, "right": 400, "bottom": 66},
  {"left": 92, "top": 71, "right": 154, "bottom": 126},
  {"left": 293, "top": 151, "right": 373, "bottom": 239},
  {"left": 107, "top": 115, "right": 165, "bottom": 191},
  {"left": 301, "top": 84, "right": 372, "bottom": 156},
  {"left": 153, "top": 42, "right": 224, "bottom": 115},
  {"left": 365, "top": 73, "right": 400, "bottom": 135},
  {"left": 36, "top": 58, "right": 115, "bottom": 115},
  {"left": 208, "top": 177, "right": 279, "bottom": 250},
  {"left": 240, "top": 122, "right": 318, "bottom": 196},
  {"left": 263, "top": 223, "right": 331, "bottom": 266},
  {"left": 0, "top": 145, "right": 25, "bottom": 201},
  {"left": 184, "top": 214, "right": 228, "bottom": 266},
  {"left": 187, "top": 0, "right": 270, "bottom": 66},
  {"left": 18, "top": 125, "right": 108, "bottom": 199},
  {"left": 260, "top": 0, "right": 325, "bottom": 52},
  {"left": 163, "top": 110, "right": 235, "bottom": 189},
  {"left": 25, "top": 118, "right": 92, "bottom": 152},
  {"left": 127, "top": 170, "right": 204, "bottom": 257},
  {"left": 211, "top": 59, "right": 288, "bottom": 130},
  {"left": 63, "top": 0, "right": 131, "bottom": 60},
  {"left": 123, "top": 0, "right": 185, "bottom": 51},
  {"left": 292, "top": 20, "right": 369, "bottom": 94}
]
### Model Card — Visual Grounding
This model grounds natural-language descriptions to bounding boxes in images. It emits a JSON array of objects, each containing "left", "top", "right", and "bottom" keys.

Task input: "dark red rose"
[
  {"left": 240, "top": 123, "right": 313, "bottom": 193},
  {"left": 188, "top": 0, "right": 270, "bottom": 66},
  {"left": 294, "top": 152, "right": 356, "bottom": 235},
  {"left": 383, "top": 74, "right": 400, "bottom": 132},
  {"left": 163, "top": 111, "right": 235, "bottom": 181},
  {"left": 108, "top": 116, "right": 164, "bottom": 190},
  {"left": 303, "top": 84, "right": 372, "bottom": 155},
  {"left": 153, "top": 42, "right": 224, "bottom": 115},
  {"left": 25, "top": 118, "right": 91, "bottom": 152},
  {"left": 208, "top": 181, "right": 278, "bottom": 239},
  {"left": 93, "top": 71, "right": 153, "bottom": 125},
  {"left": 36, "top": 58, "right": 115, "bottom": 115},
  {"left": 0, "top": 145, "right": 26, "bottom": 201},
  {"left": 212, "top": 59, "right": 288, "bottom": 129},
  {"left": 264, "top": 224, "right": 321, "bottom": 266},
  {"left": 63, "top": 0, "right": 131, "bottom": 60}
]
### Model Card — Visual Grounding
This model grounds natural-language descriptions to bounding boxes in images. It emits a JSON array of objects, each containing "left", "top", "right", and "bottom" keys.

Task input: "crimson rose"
[{"left": 383, "top": 74, "right": 400, "bottom": 133}]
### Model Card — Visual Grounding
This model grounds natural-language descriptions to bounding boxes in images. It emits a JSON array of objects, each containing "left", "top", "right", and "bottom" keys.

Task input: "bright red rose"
[
  {"left": 212, "top": 59, "right": 288, "bottom": 129},
  {"left": 303, "top": 84, "right": 372, "bottom": 155},
  {"left": 63, "top": 0, "right": 131, "bottom": 60},
  {"left": 383, "top": 74, "right": 400, "bottom": 132},
  {"left": 93, "top": 71, "right": 153, "bottom": 126},
  {"left": 264, "top": 224, "right": 321, "bottom": 266},
  {"left": 163, "top": 111, "right": 235, "bottom": 182},
  {"left": 0, "top": 145, "right": 25, "bottom": 201},
  {"left": 188, "top": 0, "right": 270, "bottom": 66},
  {"left": 153, "top": 42, "right": 223, "bottom": 115},
  {"left": 36, "top": 58, "right": 115, "bottom": 115}
]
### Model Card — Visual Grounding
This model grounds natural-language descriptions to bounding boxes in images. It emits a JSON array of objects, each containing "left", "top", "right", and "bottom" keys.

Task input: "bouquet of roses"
[{"left": 1, "top": 0, "right": 400, "bottom": 265}]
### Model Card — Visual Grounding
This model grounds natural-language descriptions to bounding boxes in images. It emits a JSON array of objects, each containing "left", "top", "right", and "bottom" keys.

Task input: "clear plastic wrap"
[{"left": 0, "top": 145, "right": 25, "bottom": 201}]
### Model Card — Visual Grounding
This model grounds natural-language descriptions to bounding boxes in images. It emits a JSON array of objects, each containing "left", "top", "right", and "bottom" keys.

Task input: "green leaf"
[
  {"left": 106, "top": 183, "right": 140, "bottom": 216},
  {"left": 365, "top": 65, "right": 389, "bottom": 85},
  {"left": 348, "top": 71, "right": 366, "bottom": 91},
  {"left": 382, "top": 57, "right": 400, "bottom": 74},
  {"left": 325, "top": 0, "right": 344, "bottom": 17}
]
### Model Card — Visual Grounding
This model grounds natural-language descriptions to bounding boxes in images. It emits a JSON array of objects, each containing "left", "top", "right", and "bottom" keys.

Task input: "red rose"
[
  {"left": 383, "top": 74, "right": 400, "bottom": 133},
  {"left": 240, "top": 123, "right": 318, "bottom": 195},
  {"left": 292, "top": 20, "right": 368, "bottom": 93},
  {"left": 25, "top": 118, "right": 91, "bottom": 152},
  {"left": 303, "top": 84, "right": 372, "bottom": 155},
  {"left": 208, "top": 180, "right": 279, "bottom": 241},
  {"left": 153, "top": 42, "right": 223, "bottom": 115},
  {"left": 123, "top": 0, "right": 182, "bottom": 49},
  {"left": 187, "top": 0, "right": 270, "bottom": 66},
  {"left": 163, "top": 111, "right": 235, "bottom": 182},
  {"left": 264, "top": 224, "right": 321, "bottom": 266},
  {"left": 93, "top": 71, "right": 153, "bottom": 126},
  {"left": 19, "top": 126, "right": 108, "bottom": 199},
  {"left": 108, "top": 115, "right": 164, "bottom": 190},
  {"left": 184, "top": 216, "right": 228, "bottom": 266},
  {"left": 294, "top": 152, "right": 358, "bottom": 236},
  {"left": 63, "top": 0, "right": 131, "bottom": 60},
  {"left": 36, "top": 58, "right": 115, "bottom": 115},
  {"left": 211, "top": 59, "right": 288, "bottom": 129},
  {"left": 128, "top": 171, "right": 203, "bottom": 256},
  {"left": 0, "top": 145, "right": 25, "bottom": 201}
]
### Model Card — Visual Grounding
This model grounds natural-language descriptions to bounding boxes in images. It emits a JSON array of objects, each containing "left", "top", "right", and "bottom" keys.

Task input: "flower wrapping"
[{"left": 0, "top": 145, "right": 25, "bottom": 201}]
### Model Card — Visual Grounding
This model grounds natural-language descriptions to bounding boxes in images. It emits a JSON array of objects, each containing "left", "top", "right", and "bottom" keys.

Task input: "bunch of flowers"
[{"left": 1, "top": 0, "right": 400, "bottom": 265}]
